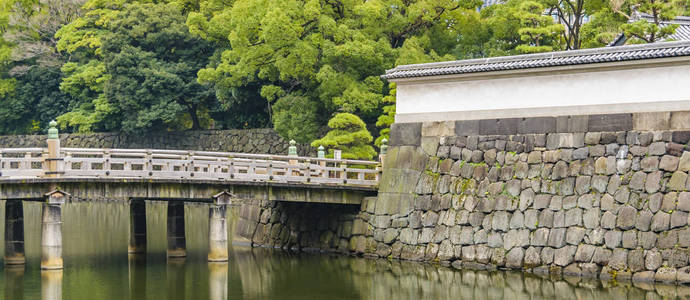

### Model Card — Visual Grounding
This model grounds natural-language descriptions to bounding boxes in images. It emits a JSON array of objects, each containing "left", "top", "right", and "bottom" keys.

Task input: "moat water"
[{"left": 0, "top": 201, "right": 682, "bottom": 299}]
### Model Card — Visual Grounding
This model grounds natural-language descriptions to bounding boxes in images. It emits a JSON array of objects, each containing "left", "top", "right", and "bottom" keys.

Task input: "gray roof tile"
[{"left": 382, "top": 41, "right": 690, "bottom": 80}]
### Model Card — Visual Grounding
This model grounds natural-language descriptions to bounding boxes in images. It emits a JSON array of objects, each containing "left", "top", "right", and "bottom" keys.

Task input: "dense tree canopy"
[{"left": 0, "top": 0, "right": 684, "bottom": 156}]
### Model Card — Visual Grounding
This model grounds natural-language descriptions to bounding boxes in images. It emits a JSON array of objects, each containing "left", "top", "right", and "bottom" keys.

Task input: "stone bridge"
[{"left": 1, "top": 122, "right": 380, "bottom": 270}]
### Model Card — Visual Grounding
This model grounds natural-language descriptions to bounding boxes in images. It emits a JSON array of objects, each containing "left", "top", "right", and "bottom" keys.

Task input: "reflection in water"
[
  {"left": 167, "top": 258, "right": 186, "bottom": 300},
  {"left": 208, "top": 263, "right": 228, "bottom": 300},
  {"left": 128, "top": 255, "right": 146, "bottom": 299},
  {"left": 41, "top": 270, "right": 62, "bottom": 300},
  {"left": 0, "top": 200, "right": 683, "bottom": 299},
  {"left": 4, "top": 264, "right": 24, "bottom": 300}
]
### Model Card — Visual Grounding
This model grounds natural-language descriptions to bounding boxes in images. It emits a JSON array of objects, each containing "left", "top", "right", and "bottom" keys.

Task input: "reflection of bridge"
[{"left": 1, "top": 122, "right": 380, "bottom": 270}]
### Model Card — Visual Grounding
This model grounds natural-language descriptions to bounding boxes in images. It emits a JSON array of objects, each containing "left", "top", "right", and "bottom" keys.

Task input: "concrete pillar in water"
[
  {"left": 41, "top": 270, "right": 63, "bottom": 300},
  {"left": 208, "top": 191, "right": 232, "bottom": 262},
  {"left": 128, "top": 199, "right": 146, "bottom": 254},
  {"left": 208, "top": 263, "right": 228, "bottom": 300},
  {"left": 4, "top": 200, "right": 25, "bottom": 265},
  {"left": 41, "top": 190, "right": 67, "bottom": 270},
  {"left": 4, "top": 265, "right": 24, "bottom": 300},
  {"left": 167, "top": 201, "right": 186, "bottom": 258}
]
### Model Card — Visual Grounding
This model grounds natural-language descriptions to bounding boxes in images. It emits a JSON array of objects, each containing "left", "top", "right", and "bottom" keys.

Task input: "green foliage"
[
  {"left": 515, "top": 1, "right": 564, "bottom": 53},
  {"left": 580, "top": 7, "right": 628, "bottom": 48},
  {"left": 311, "top": 113, "right": 376, "bottom": 160},
  {"left": 375, "top": 83, "right": 395, "bottom": 147},
  {"left": 616, "top": 0, "right": 683, "bottom": 43}
]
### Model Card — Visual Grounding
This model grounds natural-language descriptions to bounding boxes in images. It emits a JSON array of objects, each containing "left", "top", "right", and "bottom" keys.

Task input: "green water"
[{"left": 0, "top": 201, "right": 682, "bottom": 299}]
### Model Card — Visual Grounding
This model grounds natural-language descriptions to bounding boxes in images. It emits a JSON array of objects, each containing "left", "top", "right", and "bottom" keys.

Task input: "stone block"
[
  {"left": 455, "top": 120, "right": 479, "bottom": 136},
  {"left": 671, "top": 111, "right": 690, "bottom": 130},
  {"left": 566, "top": 227, "right": 586, "bottom": 245},
  {"left": 671, "top": 211, "right": 688, "bottom": 228},
  {"left": 592, "top": 247, "right": 612, "bottom": 265},
  {"left": 557, "top": 115, "right": 588, "bottom": 133},
  {"left": 479, "top": 118, "right": 518, "bottom": 135},
  {"left": 633, "top": 112, "right": 671, "bottom": 131},
  {"left": 390, "top": 123, "right": 422, "bottom": 146},
  {"left": 660, "top": 155, "right": 680, "bottom": 172},
  {"left": 646, "top": 250, "right": 662, "bottom": 270},
  {"left": 651, "top": 211, "right": 670, "bottom": 232},
  {"left": 588, "top": 113, "right": 633, "bottom": 132},
  {"left": 604, "top": 229, "right": 623, "bottom": 250},
  {"left": 574, "top": 244, "right": 596, "bottom": 262},
  {"left": 532, "top": 228, "right": 549, "bottom": 246},
  {"left": 628, "top": 249, "right": 645, "bottom": 272},
  {"left": 547, "top": 228, "right": 566, "bottom": 248},
  {"left": 554, "top": 245, "right": 576, "bottom": 267},
  {"left": 655, "top": 267, "right": 677, "bottom": 283},
  {"left": 506, "top": 247, "right": 524, "bottom": 268},
  {"left": 524, "top": 246, "right": 541, "bottom": 267},
  {"left": 635, "top": 211, "right": 653, "bottom": 232},
  {"left": 616, "top": 205, "right": 637, "bottom": 230},
  {"left": 422, "top": 121, "right": 455, "bottom": 137},
  {"left": 609, "top": 248, "right": 628, "bottom": 270},
  {"left": 519, "top": 117, "right": 556, "bottom": 134},
  {"left": 622, "top": 230, "right": 637, "bottom": 249}
]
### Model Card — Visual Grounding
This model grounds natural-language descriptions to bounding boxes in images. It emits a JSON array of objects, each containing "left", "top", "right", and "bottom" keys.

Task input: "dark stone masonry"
[
  {"left": 238, "top": 115, "right": 690, "bottom": 284},
  {"left": 0, "top": 128, "right": 312, "bottom": 155}
]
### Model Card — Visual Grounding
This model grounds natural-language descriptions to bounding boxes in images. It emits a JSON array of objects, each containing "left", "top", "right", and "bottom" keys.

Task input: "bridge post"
[
  {"left": 208, "top": 191, "right": 231, "bottom": 262},
  {"left": 41, "top": 190, "right": 67, "bottom": 270},
  {"left": 4, "top": 200, "right": 25, "bottom": 265},
  {"left": 44, "top": 120, "right": 63, "bottom": 178},
  {"left": 167, "top": 201, "right": 186, "bottom": 258},
  {"left": 379, "top": 138, "right": 388, "bottom": 169},
  {"left": 128, "top": 199, "right": 146, "bottom": 254}
]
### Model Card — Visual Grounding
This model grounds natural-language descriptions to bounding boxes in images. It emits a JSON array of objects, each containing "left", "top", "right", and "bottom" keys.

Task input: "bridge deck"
[{"left": 0, "top": 147, "right": 379, "bottom": 204}]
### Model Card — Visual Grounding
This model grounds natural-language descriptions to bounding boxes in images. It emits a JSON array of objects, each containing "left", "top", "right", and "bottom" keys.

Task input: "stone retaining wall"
[
  {"left": 238, "top": 117, "right": 690, "bottom": 284},
  {"left": 0, "top": 129, "right": 313, "bottom": 155}
]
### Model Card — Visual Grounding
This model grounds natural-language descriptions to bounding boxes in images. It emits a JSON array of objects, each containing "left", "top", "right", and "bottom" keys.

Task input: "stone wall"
[
  {"left": 238, "top": 113, "right": 690, "bottom": 284},
  {"left": 0, "top": 129, "right": 313, "bottom": 155}
]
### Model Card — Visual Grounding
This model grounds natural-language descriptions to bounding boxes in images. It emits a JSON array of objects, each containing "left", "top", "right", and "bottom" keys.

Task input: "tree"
[
  {"left": 191, "top": 0, "right": 480, "bottom": 142},
  {"left": 542, "top": 0, "right": 608, "bottom": 49},
  {"left": 56, "top": 2, "right": 217, "bottom": 133},
  {"left": 311, "top": 113, "right": 376, "bottom": 160},
  {"left": 516, "top": 1, "right": 564, "bottom": 53},
  {"left": 614, "top": 0, "right": 682, "bottom": 43}
]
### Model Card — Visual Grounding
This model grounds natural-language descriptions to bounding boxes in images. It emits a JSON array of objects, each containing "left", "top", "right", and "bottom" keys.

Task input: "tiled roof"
[{"left": 382, "top": 41, "right": 690, "bottom": 80}]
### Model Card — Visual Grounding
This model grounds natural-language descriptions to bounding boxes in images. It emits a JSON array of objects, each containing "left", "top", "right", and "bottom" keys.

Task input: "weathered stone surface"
[
  {"left": 554, "top": 246, "right": 576, "bottom": 267},
  {"left": 655, "top": 267, "right": 677, "bottom": 283},
  {"left": 506, "top": 247, "right": 524, "bottom": 268},
  {"left": 622, "top": 230, "right": 637, "bottom": 249},
  {"left": 487, "top": 231, "right": 503, "bottom": 248},
  {"left": 593, "top": 247, "right": 612, "bottom": 265},
  {"left": 660, "top": 155, "right": 680, "bottom": 171},
  {"left": 671, "top": 211, "right": 688, "bottom": 228},
  {"left": 617, "top": 205, "right": 637, "bottom": 230},
  {"left": 633, "top": 271, "right": 655, "bottom": 283},
  {"left": 601, "top": 211, "right": 616, "bottom": 230},
  {"left": 670, "top": 172, "right": 689, "bottom": 191},
  {"left": 651, "top": 211, "right": 670, "bottom": 232},
  {"left": 628, "top": 249, "right": 645, "bottom": 272},
  {"left": 566, "top": 227, "right": 586, "bottom": 245},
  {"left": 604, "top": 230, "right": 622, "bottom": 249},
  {"left": 609, "top": 248, "right": 628, "bottom": 270},
  {"left": 646, "top": 250, "right": 662, "bottom": 270},
  {"left": 639, "top": 231, "right": 657, "bottom": 249},
  {"left": 583, "top": 208, "right": 600, "bottom": 229},
  {"left": 547, "top": 228, "right": 566, "bottom": 248}
]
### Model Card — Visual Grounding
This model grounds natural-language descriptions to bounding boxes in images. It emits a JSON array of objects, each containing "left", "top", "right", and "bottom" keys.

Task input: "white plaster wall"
[{"left": 394, "top": 63, "right": 690, "bottom": 123}]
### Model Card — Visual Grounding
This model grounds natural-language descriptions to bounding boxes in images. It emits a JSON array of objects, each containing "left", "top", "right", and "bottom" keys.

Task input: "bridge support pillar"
[
  {"left": 208, "top": 191, "right": 232, "bottom": 262},
  {"left": 41, "top": 190, "right": 66, "bottom": 270},
  {"left": 4, "top": 200, "right": 25, "bottom": 265},
  {"left": 128, "top": 200, "right": 146, "bottom": 254},
  {"left": 167, "top": 202, "right": 186, "bottom": 258}
]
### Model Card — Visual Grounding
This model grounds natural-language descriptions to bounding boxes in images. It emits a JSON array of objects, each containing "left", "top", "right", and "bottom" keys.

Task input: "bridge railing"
[{"left": 0, "top": 147, "right": 380, "bottom": 187}]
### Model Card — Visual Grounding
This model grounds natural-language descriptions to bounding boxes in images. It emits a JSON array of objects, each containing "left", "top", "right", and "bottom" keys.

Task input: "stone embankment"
[
  {"left": 0, "top": 129, "right": 312, "bottom": 155},
  {"left": 238, "top": 124, "right": 690, "bottom": 284}
]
